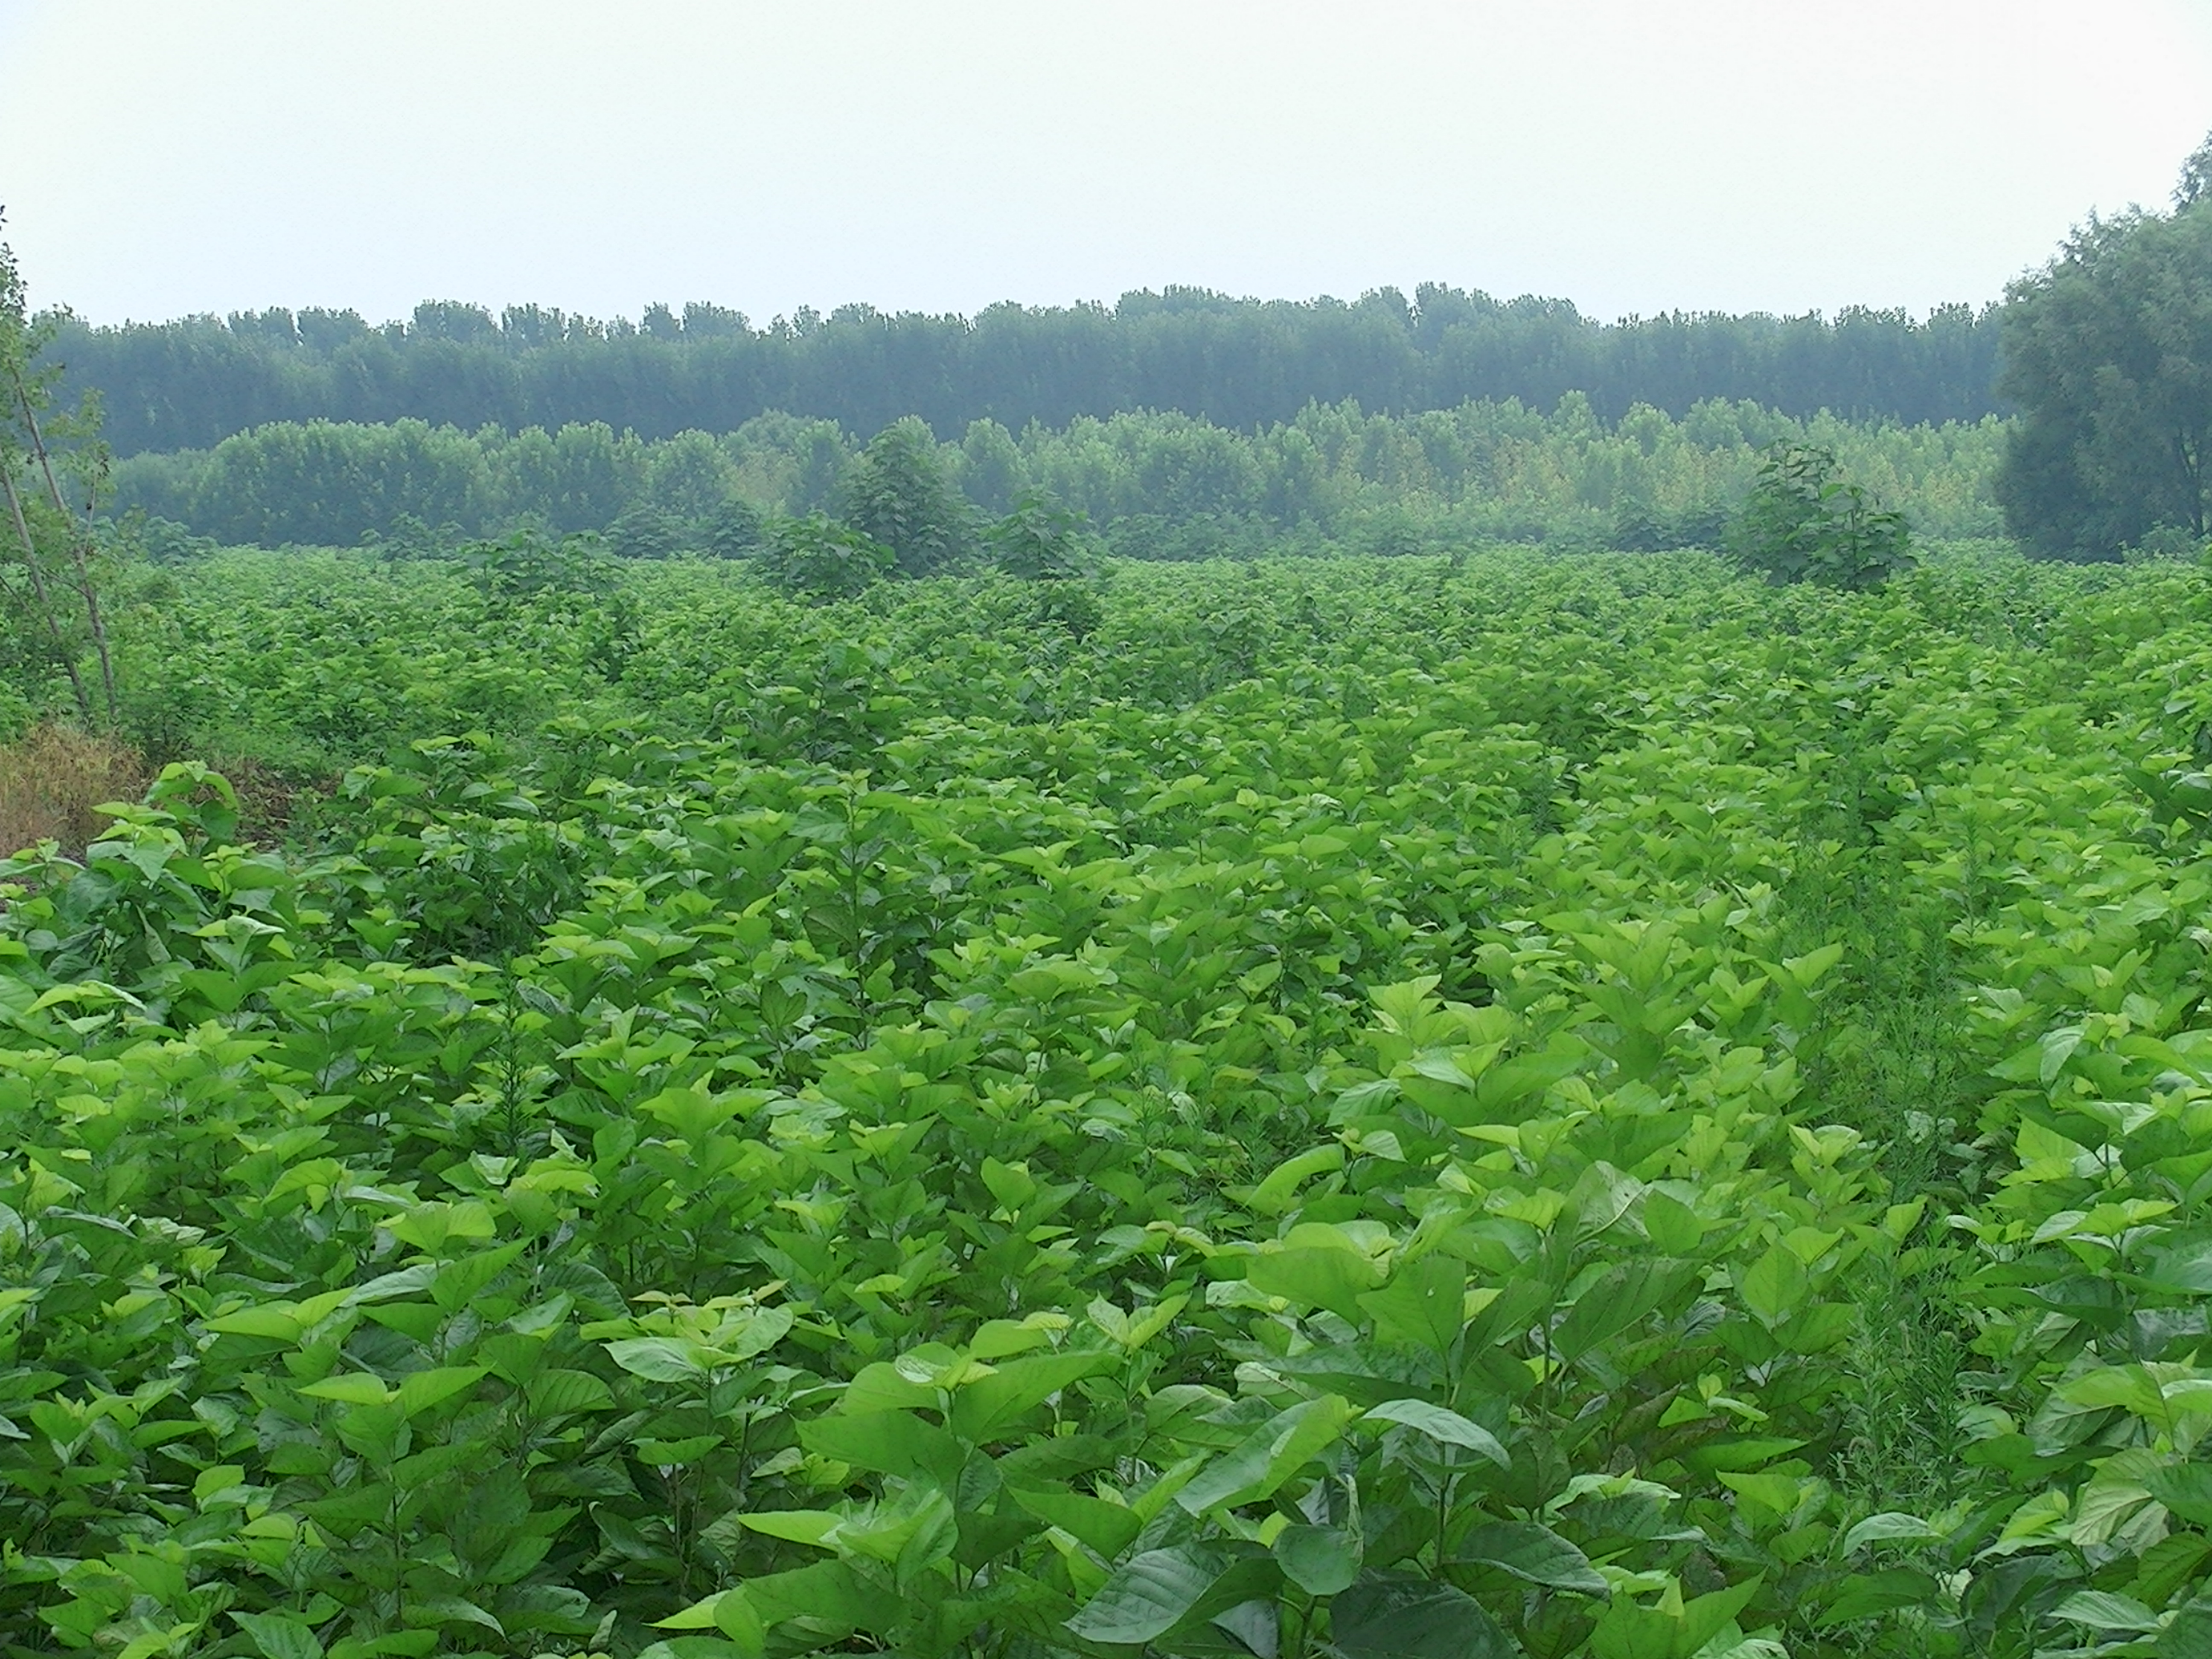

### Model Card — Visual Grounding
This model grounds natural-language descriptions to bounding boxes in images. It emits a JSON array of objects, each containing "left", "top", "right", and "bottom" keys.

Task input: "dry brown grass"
[{"left": 0, "top": 724, "right": 147, "bottom": 857}]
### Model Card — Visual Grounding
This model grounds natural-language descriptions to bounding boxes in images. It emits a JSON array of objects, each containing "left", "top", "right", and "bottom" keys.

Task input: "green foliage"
[
  {"left": 757, "top": 511, "right": 893, "bottom": 602},
  {"left": 1728, "top": 440, "right": 1915, "bottom": 588},
  {"left": 701, "top": 496, "right": 766, "bottom": 560},
  {"left": 108, "top": 396, "right": 2013, "bottom": 554},
  {"left": 123, "top": 514, "right": 217, "bottom": 565},
  {"left": 836, "top": 416, "right": 973, "bottom": 577},
  {"left": 362, "top": 511, "right": 451, "bottom": 563},
  {"left": 12, "top": 544, "right": 2212, "bottom": 1654},
  {"left": 0, "top": 218, "right": 123, "bottom": 727},
  {"left": 56, "top": 288, "right": 2008, "bottom": 461},
  {"left": 988, "top": 491, "right": 1105, "bottom": 640},
  {"left": 606, "top": 503, "right": 686, "bottom": 560},
  {"left": 1029, "top": 577, "right": 1105, "bottom": 642},
  {"left": 1612, "top": 497, "right": 1729, "bottom": 553},
  {"left": 1998, "top": 135, "right": 2212, "bottom": 557},
  {"left": 987, "top": 489, "right": 1096, "bottom": 581},
  {"left": 452, "top": 528, "right": 618, "bottom": 600},
  {"left": 2179, "top": 131, "right": 2212, "bottom": 211}
]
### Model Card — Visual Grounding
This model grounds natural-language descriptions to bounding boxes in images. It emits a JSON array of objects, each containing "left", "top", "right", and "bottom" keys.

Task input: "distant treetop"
[{"left": 52, "top": 284, "right": 2004, "bottom": 458}]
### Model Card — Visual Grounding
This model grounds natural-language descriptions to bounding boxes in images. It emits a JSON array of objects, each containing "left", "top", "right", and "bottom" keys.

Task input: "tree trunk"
[{"left": 0, "top": 464, "right": 93, "bottom": 723}]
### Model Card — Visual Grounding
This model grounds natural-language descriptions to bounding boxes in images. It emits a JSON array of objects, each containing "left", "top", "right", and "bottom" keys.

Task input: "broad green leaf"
[
  {"left": 739, "top": 1508, "right": 844, "bottom": 1547},
  {"left": 2147, "top": 1463, "right": 2212, "bottom": 1526},
  {"left": 1680, "top": 1435, "right": 1807, "bottom": 1475},
  {"left": 395, "top": 1365, "right": 484, "bottom": 1417},
  {"left": 2160, "top": 1602, "right": 2212, "bottom": 1658},
  {"left": 233, "top": 1612, "right": 325, "bottom": 1659},
  {"left": 428, "top": 1243, "right": 527, "bottom": 1313},
  {"left": 1179, "top": 1395, "right": 1357, "bottom": 1513},
  {"left": 1590, "top": 1598, "right": 1687, "bottom": 1659},
  {"left": 1065, "top": 1546, "right": 1229, "bottom": 1644},
  {"left": 971, "top": 1318, "right": 1054, "bottom": 1359},
  {"left": 715, "top": 1304, "right": 795, "bottom": 1361},
  {"left": 836, "top": 1486, "right": 958, "bottom": 1586},
  {"left": 386, "top": 1200, "right": 496, "bottom": 1254},
  {"left": 841, "top": 1360, "right": 940, "bottom": 1413},
  {"left": 1363, "top": 1398, "right": 1509, "bottom": 1467},
  {"left": 1719, "top": 1470, "right": 1803, "bottom": 1514},
  {"left": 299, "top": 1374, "right": 393, "bottom": 1406},
  {"left": 1331, "top": 1578, "right": 1516, "bottom": 1658},
  {"left": 653, "top": 1588, "right": 765, "bottom": 1656},
  {"left": 711, "top": 1589, "right": 766, "bottom": 1651},
  {"left": 948, "top": 1350, "right": 1112, "bottom": 1441},
  {"left": 525, "top": 1368, "right": 616, "bottom": 1416},
  {"left": 1555, "top": 1258, "right": 1699, "bottom": 1360},
  {"left": 635, "top": 1434, "right": 720, "bottom": 1464},
  {"left": 1738, "top": 1247, "right": 1808, "bottom": 1327},
  {"left": 1356, "top": 1253, "right": 1465, "bottom": 1356},
  {"left": 2052, "top": 1591, "right": 2161, "bottom": 1632},
  {"left": 1841, "top": 1511, "right": 1940, "bottom": 1551},
  {"left": 1812, "top": 1566, "right": 1941, "bottom": 1627},
  {"left": 980, "top": 1156, "right": 1038, "bottom": 1211},
  {"left": 743, "top": 1558, "right": 904, "bottom": 1630},
  {"left": 1681, "top": 1578, "right": 1766, "bottom": 1652},
  {"left": 1274, "top": 1524, "right": 1361, "bottom": 1595},
  {"left": 1455, "top": 1520, "right": 1606, "bottom": 1593},
  {"left": 402, "top": 1595, "right": 503, "bottom": 1634},
  {"left": 2143, "top": 1234, "right": 2212, "bottom": 1293},
  {"left": 604, "top": 1337, "right": 705, "bottom": 1383},
  {"left": 2057, "top": 1365, "right": 2167, "bottom": 1420},
  {"left": 1642, "top": 1190, "right": 1705, "bottom": 1254},
  {"left": 798, "top": 1409, "right": 961, "bottom": 1483},
  {"left": 1244, "top": 1243, "right": 1387, "bottom": 1323},
  {"left": 1089, "top": 1292, "right": 1188, "bottom": 1350},
  {"left": 640, "top": 1083, "right": 745, "bottom": 1143},
  {"left": 1249, "top": 1144, "right": 1345, "bottom": 1216},
  {"left": 1008, "top": 1485, "right": 1143, "bottom": 1558},
  {"left": 207, "top": 1306, "right": 305, "bottom": 1340}
]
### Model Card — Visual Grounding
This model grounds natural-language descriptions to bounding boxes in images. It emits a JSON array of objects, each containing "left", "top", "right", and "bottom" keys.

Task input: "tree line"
[
  {"left": 43, "top": 129, "right": 2212, "bottom": 580},
  {"left": 60, "top": 286, "right": 2004, "bottom": 459},
  {"left": 111, "top": 396, "right": 2008, "bottom": 559}
]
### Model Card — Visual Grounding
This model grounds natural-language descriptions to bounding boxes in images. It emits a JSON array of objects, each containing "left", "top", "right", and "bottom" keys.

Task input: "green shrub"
[
  {"left": 1727, "top": 440, "right": 1914, "bottom": 588},
  {"left": 759, "top": 511, "right": 893, "bottom": 601},
  {"left": 837, "top": 416, "right": 973, "bottom": 576},
  {"left": 702, "top": 496, "right": 768, "bottom": 559},
  {"left": 606, "top": 503, "right": 687, "bottom": 560},
  {"left": 986, "top": 489, "right": 1096, "bottom": 580}
]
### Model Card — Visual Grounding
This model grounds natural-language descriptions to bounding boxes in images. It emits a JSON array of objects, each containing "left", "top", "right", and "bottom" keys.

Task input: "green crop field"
[{"left": 7, "top": 542, "right": 2212, "bottom": 1657}]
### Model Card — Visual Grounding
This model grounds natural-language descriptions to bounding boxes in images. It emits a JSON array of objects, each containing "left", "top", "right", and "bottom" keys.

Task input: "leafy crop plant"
[{"left": 0, "top": 543, "right": 2208, "bottom": 1656}]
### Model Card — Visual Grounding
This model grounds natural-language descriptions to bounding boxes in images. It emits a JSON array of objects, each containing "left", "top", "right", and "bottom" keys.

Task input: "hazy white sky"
[{"left": 3, "top": 0, "right": 2209, "bottom": 327}]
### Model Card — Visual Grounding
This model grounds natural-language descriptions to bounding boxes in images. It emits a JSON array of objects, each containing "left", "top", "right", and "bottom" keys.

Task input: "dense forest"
[
  {"left": 112, "top": 396, "right": 2008, "bottom": 555},
  {"left": 60, "top": 286, "right": 2004, "bottom": 458}
]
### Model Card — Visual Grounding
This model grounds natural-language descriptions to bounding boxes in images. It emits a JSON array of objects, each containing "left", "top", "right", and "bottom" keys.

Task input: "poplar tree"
[{"left": 0, "top": 220, "right": 118, "bottom": 726}]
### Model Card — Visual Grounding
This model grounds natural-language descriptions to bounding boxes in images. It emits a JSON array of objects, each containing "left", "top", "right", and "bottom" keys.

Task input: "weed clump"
[{"left": 0, "top": 722, "right": 143, "bottom": 854}]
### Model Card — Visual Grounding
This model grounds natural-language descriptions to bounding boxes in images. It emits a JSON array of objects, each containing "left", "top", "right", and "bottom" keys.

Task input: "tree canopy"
[
  {"left": 52, "top": 288, "right": 2005, "bottom": 459},
  {"left": 1996, "top": 135, "right": 2212, "bottom": 557},
  {"left": 108, "top": 396, "right": 2010, "bottom": 556},
  {"left": 835, "top": 417, "right": 973, "bottom": 576}
]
